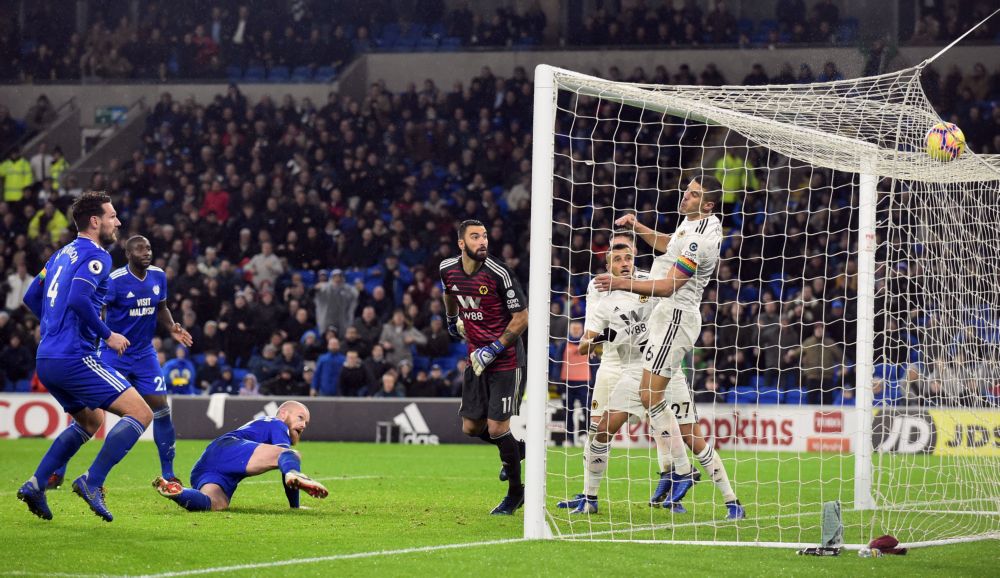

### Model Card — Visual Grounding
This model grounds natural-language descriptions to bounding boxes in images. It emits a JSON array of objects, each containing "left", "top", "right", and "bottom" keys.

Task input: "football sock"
[
  {"left": 492, "top": 430, "right": 522, "bottom": 494},
  {"left": 475, "top": 428, "right": 497, "bottom": 445},
  {"left": 152, "top": 406, "right": 176, "bottom": 479},
  {"left": 695, "top": 445, "right": 737, "bottom": 502},
  {"left": 174, "top": 488, "right": 212, "bottom": 511},
  {"left": 278, "top": 450, "right": 303, "bottom": 508},
  {"left": 648, "top": 400, "right": 691, "bottom": 476},
  {"left": 277, "top": 449, "right": 301, "bottom": 476},
  {"left": 582, "top": 420, "right": 599, "bottom": 493},
  {"left": 650, "top": 423, "right": 674, "bottom": 473},
  {"left": 32, "top": 421, "right": 91, "bottom": 488},
  {"left": 85, "top": 416, "right": 145, "bottom": 487},
  {"left": 584, "top": 438, "right": 610, "bottom": 497}
]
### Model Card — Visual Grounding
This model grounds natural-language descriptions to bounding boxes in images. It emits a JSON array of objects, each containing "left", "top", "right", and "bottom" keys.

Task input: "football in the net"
[{"left": 925, "top": 122, "right": 965, "bottom": 162}]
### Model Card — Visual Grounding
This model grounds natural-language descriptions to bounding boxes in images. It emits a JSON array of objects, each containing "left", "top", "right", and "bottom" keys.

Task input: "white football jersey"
[
  {"left": 585, "top": 269, "right": 650, "bottom": 368},
  {"left": 585, "top": 280, "right": 655, "bottom": 379},
  {"left": 649, "top": 215, "right": 723, "bottom": 312}
]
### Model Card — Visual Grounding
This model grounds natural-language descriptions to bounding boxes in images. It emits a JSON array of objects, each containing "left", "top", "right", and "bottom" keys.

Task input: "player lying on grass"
[{"left": 153, "top": 401, "right": 327, "bottom": 511}]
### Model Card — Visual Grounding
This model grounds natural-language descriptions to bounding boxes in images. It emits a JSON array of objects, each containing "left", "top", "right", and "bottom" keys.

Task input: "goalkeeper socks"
[
  {"left": 174, "top": 488, "right": 212, "bottom": 511},
  {"left": 650, "top": 423, "right": 674, "bottom": 473},
  {"left": 648, "top": 400, "right": 691, "bottom": 475},
  {"left": 32, "top": 421, "right": 91, "bottom": 488},
  {"left": 476, "top": 428, "right": 497, "bottom": 445},
  {"left": 492, "top": 431, "right": 522, "bottom": 493},
  {"left": 695, "top": 445, "right": 737, "bottom": 503},
  {"left": 585, "top": 439, "right": 610, "bottom": 496},
  {"left": 86, "top": 416, "right": 146, "bottom": 487},
  {"left": 278, "top": 450, "right": 301, "bottom": 476},
  {"left": 152, "top": 406, "right": 177, "bottom": 479}
]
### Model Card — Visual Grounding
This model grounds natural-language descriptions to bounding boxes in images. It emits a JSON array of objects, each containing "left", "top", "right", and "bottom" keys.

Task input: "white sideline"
[{"left": 139, "top": 538, "right": 526, "bottom": 577}]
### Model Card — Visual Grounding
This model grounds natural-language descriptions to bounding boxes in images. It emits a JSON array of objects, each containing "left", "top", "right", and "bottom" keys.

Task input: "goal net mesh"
[{"left": 539, "top": 65, "right": 1000, "bottom": 546}]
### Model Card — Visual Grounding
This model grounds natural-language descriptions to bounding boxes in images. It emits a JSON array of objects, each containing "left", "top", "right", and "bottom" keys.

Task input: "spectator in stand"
[
  {"left": 312, "top": 337, "right": 345, "bottom": 396},
  {"left": 313, "top": 269, "right": 358, "bottom": 337},
  {"left": 379, "top": 309, "right": 427, "bottom": 366},
  {"left": 796, "top": 324, "right": 845, "bottom": 405},
  {"left": 197, "top": 351, "right": 224, "bottom": 392},
  {"left": 248, "top": 343, "right": 280, "bottom": 383},
  {"left": 209, "top": 366, "right": 239, "bottom": 395},
  {"left": 338, "top": 349, "right": 369, "bottom": 397},
  {"left": 364, "top": 343, "right": 393, "bottom": 387},
  {"left": 4, "top": 262, "right": 31, "bottom": 311},
  {"left": 0, "top": 333, "right": 34, "bottom": 391},
  {"left": 419, "top": 315, "right": 452, "bottom": 359},
  {"left": 353, "top": 305, "right": 383, "bottom": 347},
  {"left": 245, "top": 241, "right": 284, "bottom": 290},
  {"left": 163, "top": 345, "right": 198, "bottom": 395},
  {"left": 1, "top": 147, "right": 32, "bottom": 203},
  {"left": 261, "top": 365, "right": 308, "bottom": 396},
  {"left": 239, "top": 372, "right": 260, "bottom": 396},
  {"left": 25, "top": 95, "right": 57, "bottom": 135},
  {"left": 372, "top": 370, "right": 404, "bottom": 398}
]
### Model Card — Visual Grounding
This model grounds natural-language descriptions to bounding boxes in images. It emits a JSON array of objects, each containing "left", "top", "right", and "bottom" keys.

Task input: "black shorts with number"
[{"left": 460, "top": 366, "right": 525, "bottom": 422}]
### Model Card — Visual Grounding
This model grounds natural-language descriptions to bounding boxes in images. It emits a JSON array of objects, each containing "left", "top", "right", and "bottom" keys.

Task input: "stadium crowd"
[
  {"left": 1, "top": 50, "right": 999, "bottom": 406},
  {"left": 3, "top": 1, "right": 997, "bottom": 84}
]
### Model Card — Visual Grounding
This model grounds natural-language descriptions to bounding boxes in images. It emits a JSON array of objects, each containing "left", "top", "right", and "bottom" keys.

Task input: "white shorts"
[
  {"left": 591, "top": 363, "right": 621, "bottom": 416},
  {"left": 643, "top": 304, "right": 700, "bottom": 378},
  {"left": 607, "top": 368, "right": 696, "bottom": 425}
]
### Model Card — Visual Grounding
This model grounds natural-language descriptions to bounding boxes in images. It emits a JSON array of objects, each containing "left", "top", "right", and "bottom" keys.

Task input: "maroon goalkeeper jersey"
[{"left": 439, "top": 255, "right": 527, "bottom": 372}]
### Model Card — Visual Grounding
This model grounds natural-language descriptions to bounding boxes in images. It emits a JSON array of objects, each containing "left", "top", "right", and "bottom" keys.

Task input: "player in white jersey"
[
  {"left": 556, "top": 233, "right": 689, "bottom": 513},
  {"left": 595, "top": 174, "right": 744, "bottom": 519}
]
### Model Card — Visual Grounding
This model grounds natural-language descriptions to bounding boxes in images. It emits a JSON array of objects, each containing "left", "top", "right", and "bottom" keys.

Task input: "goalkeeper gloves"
[
  {"left": 447, "top": 314, "right": 465, "bottom": 339},
  {"left": 471, "top": 339, "right": 505, "bottom": 376},
  {"left": 591, "top": 327, "right": 617, "bottom": 345}
]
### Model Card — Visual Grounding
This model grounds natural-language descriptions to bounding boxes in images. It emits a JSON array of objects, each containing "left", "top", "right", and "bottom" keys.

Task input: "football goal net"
[{"left": 523, "top": 62, "right": 1000, "bottom": 549}]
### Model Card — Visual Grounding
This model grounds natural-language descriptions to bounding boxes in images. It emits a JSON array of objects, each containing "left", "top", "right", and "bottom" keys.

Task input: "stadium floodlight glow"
[{"left": 526, "top": 60, "right": 1000, "bottom": 548}]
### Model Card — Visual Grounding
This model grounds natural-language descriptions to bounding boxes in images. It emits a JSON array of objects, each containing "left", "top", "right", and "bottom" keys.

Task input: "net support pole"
[
  {"left": 854, "top": 168, "right": 877, "bottom": 511},
  {"left": 525, "top": 63, "right": 556, "bottom": 540}
]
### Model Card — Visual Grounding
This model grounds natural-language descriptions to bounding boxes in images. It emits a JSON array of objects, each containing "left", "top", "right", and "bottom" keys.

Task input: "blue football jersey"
[
  {"left": 222, "top": 417, "right": 292, "bottom": 448},
  {"left": 37, "top": 237, "right": 113, "bottom": 359},
  {"left": 101, "top": 265, "right": 167, "bottom": 358}
]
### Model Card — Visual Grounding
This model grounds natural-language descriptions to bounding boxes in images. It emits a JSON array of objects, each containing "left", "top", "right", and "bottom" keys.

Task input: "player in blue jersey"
[
  {"left": 46, "top": 235, "right": 194, "bottom": 490},
  {"left": 16, "top": 191, "right": 152, "bottom": 522},
  {"left": 152, "top": 401, "right": 328, "bottom": 511}
]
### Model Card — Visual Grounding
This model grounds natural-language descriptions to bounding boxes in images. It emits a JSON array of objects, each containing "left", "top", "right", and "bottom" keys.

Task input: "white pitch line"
[{"left": 135, "top": 538, "right": 527, "bottom": 578}]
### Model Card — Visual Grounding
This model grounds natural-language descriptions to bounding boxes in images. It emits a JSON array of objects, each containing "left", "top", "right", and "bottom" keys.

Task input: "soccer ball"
[{"left": 925, "top": 122, "right": 965, "bottom": 162}]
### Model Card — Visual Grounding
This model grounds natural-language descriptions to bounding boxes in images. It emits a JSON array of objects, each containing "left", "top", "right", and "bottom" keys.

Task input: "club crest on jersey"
[
  {"left": 639, "top": 295, "right": 649, "bottom": 303},
  {"left": 153, "top": 285, "right": 160, "bottom": 295},
  {"left": 88, "top": 260, "right": 103, "bottom": 274},
  {"left": 479, "top": 285, "right": 489, "bottom": 295}
]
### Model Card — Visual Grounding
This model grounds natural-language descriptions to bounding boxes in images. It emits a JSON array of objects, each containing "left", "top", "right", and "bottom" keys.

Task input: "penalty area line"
[{"left": 138, "top": 538, "right": 528, "bottom": 577}]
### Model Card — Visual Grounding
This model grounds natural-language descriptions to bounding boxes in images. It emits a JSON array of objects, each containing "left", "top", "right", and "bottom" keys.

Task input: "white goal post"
[{"left": 525, "top": 62, "right": 1000, "bottom": 548}]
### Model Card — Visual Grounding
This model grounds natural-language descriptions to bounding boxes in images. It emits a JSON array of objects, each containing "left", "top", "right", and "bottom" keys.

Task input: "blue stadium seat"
[
  {"left": 14, "top": 379, "right": 31, "bottom": 393},
  {"left": 412, "top": 355, "right": 430, "bottom": 372},
  {"left": 291, "top": 66, "right": 313, "bottom": 82},
  {"left": 226, "top": 66, "right": 243, "bottom": 82},
  {"left": 233, "top": 368, "right": 248, "bottom": 382},
  {"left": 440, "top": 37, "right": 462, "bottom": 51},
  {"left": 758, "top": 386, "right": 782, "bottom": 404},
  {"left": 244, "top": 66, "right": 266, "bottom": 81},
  {"left": 343, "top": 270, "right": 364, "bottom": 284},
  {"left": 450, "top": 341, "right": 467, "bottom": 358},
  {"left": 783, "top": 388, "right": 807, "bottom": 405},
  {"left": 192, "top": 353, "right": 206, "bottom": 367},
  {"left": 268, "top": 66, "right": 290, "bottom": 82},
  {"left": 419, "top": 37, "right": 439, "bottom": 50},
  {"left": 313, "top": 66, "right": 337, "bottom": 82},
  {"left": 295, "top": 269, "right": 317, "bottom": 287},
  {"left": 729, "top": 386, "right": 759, "bottom": 405}
]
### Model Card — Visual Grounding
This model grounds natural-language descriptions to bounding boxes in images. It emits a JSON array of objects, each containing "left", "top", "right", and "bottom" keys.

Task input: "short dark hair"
[
  {"left": 611, "top": 228, "right": 636, "bottom": 246},
  {"left": 692, "top": 172, "right": 723, "bottom": 212},
  {"left": 126, "top": 235, "right": 148, "bottom": 250},
  {"left": 610, "top": 243, "right": 633, "bottom": 252},
  {"left": 458, "top": 219, "right": 485, "bottom": 239},
  {"left": 70, "top": 191, "right": 112, "bottom": 232}
]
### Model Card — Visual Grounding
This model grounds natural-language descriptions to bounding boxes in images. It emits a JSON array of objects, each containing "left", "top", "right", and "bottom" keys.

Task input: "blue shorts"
[
  {"left": 38, "top": 355, "right": 132, "bottom": 414},
  {"left": 101, "top": 349, "right": 164, "bottom": 396},
  {"left": 190, "top": 436, "right": 258, "bottom": 499}
]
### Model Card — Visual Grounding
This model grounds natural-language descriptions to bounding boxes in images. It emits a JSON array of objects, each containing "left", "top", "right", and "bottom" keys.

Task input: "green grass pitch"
[{"left": 0, "top": 439, "right": 996, "bottom": 576}]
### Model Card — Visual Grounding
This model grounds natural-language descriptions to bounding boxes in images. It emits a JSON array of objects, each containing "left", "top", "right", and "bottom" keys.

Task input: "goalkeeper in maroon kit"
[{"left": 439, "top": 219, "right": 528, "bottom": 515}]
